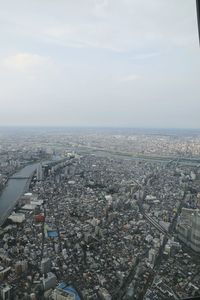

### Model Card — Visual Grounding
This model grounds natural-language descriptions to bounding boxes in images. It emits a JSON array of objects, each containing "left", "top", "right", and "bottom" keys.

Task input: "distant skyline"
[{"left": 0, "top": 0, "right": 200, "bottom": 128}]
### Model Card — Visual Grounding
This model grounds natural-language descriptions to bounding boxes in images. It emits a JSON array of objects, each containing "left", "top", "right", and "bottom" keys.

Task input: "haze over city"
[{"left": 0, "top": 0, "right": 200, "bottom": 128}]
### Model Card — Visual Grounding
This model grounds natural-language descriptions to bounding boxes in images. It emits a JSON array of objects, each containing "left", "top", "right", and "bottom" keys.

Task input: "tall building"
[
  {"left": 191, "top": 209, "right": 200, "bottom": 252},
  {"left": 43, "top": 272, "right": 57, "bottom": 291},
  {"left": 0, "top": 285, "right": 12, "bottom": 300},
  {"left": 177, "top": 208, "right": 200, "bottom": 252},
  {"left": 41, "top": 258, "right": 51, "bottom": 274},
  {"left": 148, "top": 248, "right": 156, "bottom": 266}
]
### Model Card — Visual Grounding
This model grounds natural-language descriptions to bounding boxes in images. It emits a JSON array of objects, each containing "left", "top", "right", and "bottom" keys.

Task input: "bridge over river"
[
  {"left": 9, "top": 176, "right": 31, "bottom": 180},
  {"left": 0, "top": 157, "right": 64, "bottom": 226},
  {"left": 0, "top": 164, "right": 38, "bottom": 226}
]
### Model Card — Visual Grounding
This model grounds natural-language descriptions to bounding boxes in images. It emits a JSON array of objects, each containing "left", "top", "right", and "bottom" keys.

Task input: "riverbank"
[
  {"left": 0, "top": 157, "right": 64, "bottom": 226},
  {"left": 0, "top": 164, "right": 38, "bottom": 226}
]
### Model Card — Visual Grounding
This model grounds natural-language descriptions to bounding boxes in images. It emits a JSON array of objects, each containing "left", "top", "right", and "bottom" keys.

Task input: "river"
[{"left": 0, "top": 163, "right": 38, "bottom": 226}]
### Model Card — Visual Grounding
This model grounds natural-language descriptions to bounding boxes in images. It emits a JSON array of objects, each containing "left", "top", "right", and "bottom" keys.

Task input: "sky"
[{"left": 0, "top": 0, "right": 199, "bottom": 128}]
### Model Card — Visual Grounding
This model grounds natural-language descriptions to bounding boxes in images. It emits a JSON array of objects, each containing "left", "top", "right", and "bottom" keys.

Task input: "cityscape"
[
  {"left": 0, "top": 0, "right": 200, "bottom": 299},
  {"left": 0, "top": 128, "right": 200, "bottom": 299}
]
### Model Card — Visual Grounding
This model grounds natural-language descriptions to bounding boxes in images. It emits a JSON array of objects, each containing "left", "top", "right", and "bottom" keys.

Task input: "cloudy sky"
[{"left": 0, "top": 0, "right": 199, "bottom": 128}]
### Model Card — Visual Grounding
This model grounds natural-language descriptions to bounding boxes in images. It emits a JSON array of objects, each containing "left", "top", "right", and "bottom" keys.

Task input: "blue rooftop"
[
  {"left": 57, "top": 283, "right": 81, "bottom": 300},
  {"left": 47, "top": 230, "right": 58, "bottom": 237}
]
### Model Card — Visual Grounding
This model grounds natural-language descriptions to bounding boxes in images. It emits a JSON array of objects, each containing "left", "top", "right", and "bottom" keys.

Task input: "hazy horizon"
[
  {"left": 0, "top": 0, "right": 200, "bottom": 128},
  {"left": 2, "top": 125, "right": 200, "bottom": 129}
]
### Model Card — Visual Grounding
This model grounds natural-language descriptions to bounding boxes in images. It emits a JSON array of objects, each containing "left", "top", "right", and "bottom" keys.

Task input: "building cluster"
[
  {"left": 0, "top": 175, "right": 7, "bottom": 192},
  {"left": 177, "top": 208, "right": 200, "bottom": 253},
  {"left": 0, "top": 128, "right": 200, "bottom": 299},
  {"left": 0, "top": 153, "right": 200, "bottom": 299},
  {"left": 0, "top": 133, "right": 50, "bottom": 190},
  {"left": 145, "top": 247, "right": 200, "bottom": 299},
  {"left": 59, "top": 131, "right": 200, "bottom": 158}
]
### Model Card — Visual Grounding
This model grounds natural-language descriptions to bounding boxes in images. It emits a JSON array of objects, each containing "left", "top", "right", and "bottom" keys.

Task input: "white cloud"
[
  {"left": 0, "top": 1, "right": 197, "bottom": 55},
  {"left": 131, "top": 52, "right": 161, "bottom": 60},
  {"left": 119, "top": 74, "right": 141, "bottom": 82},
  {"left": 93, "top": 0, "right": 109, "bottom": 18},
  {"left": 2, "top": 53, "right": 52, "bottom": 72},
  {"left": 44, "top": 22, "right": 124, "bottom": 52},
  {"left": 0, "top": 1, "right": 199, "bottom": 127}
]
